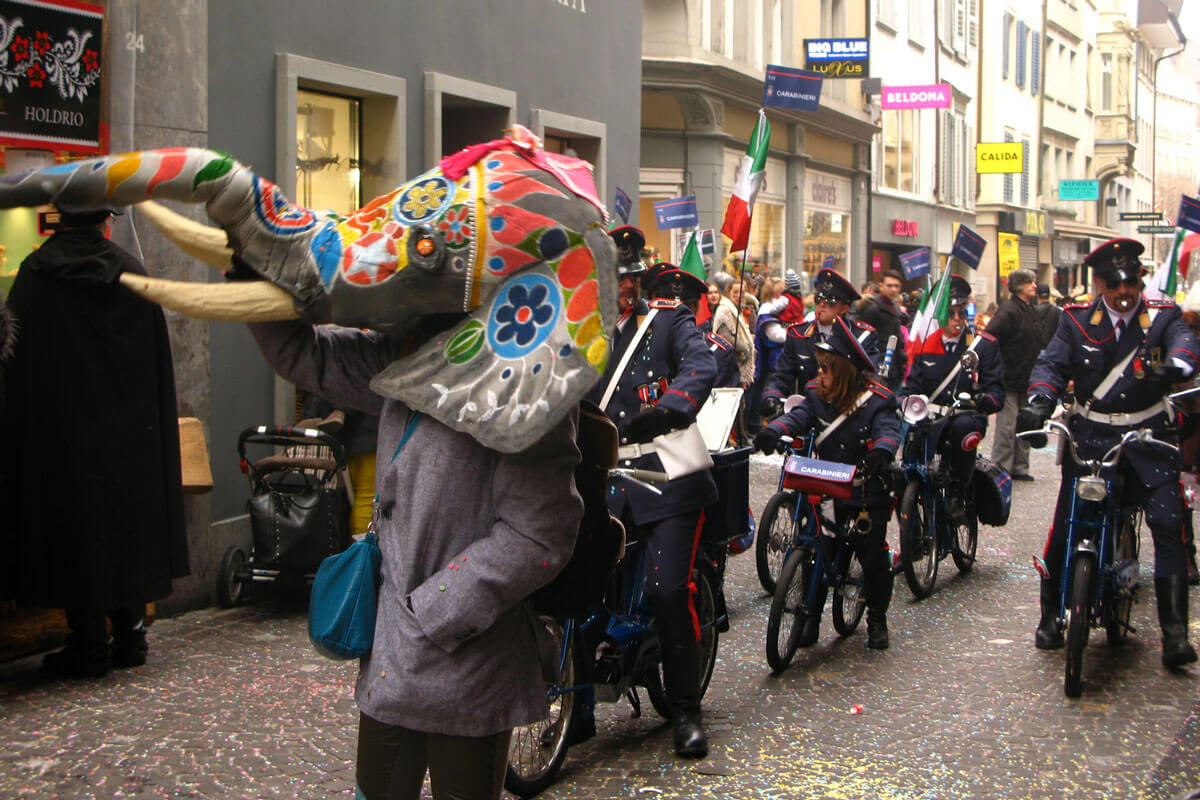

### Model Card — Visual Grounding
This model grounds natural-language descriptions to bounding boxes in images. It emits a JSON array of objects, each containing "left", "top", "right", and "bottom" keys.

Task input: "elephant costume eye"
[{"left": 407, "top": 226, "right": 445, "bottom": 272}]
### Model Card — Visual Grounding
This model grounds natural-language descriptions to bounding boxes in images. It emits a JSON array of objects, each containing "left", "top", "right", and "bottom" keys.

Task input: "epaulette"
[
  {"left": 706, "top": 331, "right": 733, "bottom": 350},
  {"left": 648, "top": 298, "right": 682, "bottom": 310},
  {"left": 804, "top": 377, "right": 821, "bottom": 391},
  {"left": 868, "top": 380, "right": 894, "bottom": 398},
  {"left": 852, "top": 318, "right": 877, "bottom": 332},
  {"left": 1064, "top": 302, "right": 1090, "bottom": 311},
  {"left": 1145, "top": 298, "right": 1175, "bottom": 308},
  {"left": 788, "top": 322, "right": 817, "bottom": 339},
  {"left": 977, "top": 330, "right": 998, "bottom": 342}
]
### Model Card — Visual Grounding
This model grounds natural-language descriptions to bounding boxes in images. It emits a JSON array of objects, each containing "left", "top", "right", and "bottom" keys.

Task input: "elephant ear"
[{"left": 370, "top": 229, "right": 614, "bottom": 453}]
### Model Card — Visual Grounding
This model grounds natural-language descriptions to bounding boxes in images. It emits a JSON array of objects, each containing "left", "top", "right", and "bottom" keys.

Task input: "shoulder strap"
[
  {"left": 1089, "top": 346, "right": 1139, "bottom": 406},
  {"left": 930, "top": 337, "right": 981, "bottom": 404},
  {"left": 598, "top": 309, "right": 658, "bottom": 412},
  {"left": 814, "top": 389, "right": 874, "bottom": 448}
]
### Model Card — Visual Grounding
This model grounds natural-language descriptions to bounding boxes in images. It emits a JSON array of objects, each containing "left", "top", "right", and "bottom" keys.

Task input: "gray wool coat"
[{"left": 249, "top": 322, "right": 582, "bottom": 737}]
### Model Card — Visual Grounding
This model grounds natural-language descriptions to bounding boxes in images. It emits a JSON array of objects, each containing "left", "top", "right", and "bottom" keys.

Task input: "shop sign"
[
  {"left": 0, "top": 0, "right": 104, "bottom": 154},
  {"left": 1058, "top": 179, "right": 1099, "bottom": 201},
  {"left": 653, "top": 195, "right": 698, "bottom": 229},
  {"left": 976, "top": 142, "right": 1023, "bottom": 174},
  {"left": 997, "top": 232, "right": 1020, "bottom": 279},
  {"left": 1119, "top": 211, "right": 1162, "bottom": 221},
  {"left": 804, "top": 38, "right": 868, "bottom": 78},
  {"left": 763, "top": 64, "right": 822, "bottom": 112},
  {"left": 880, "top": 83, "right": 951, "bottom": 110},
  {"left": 892, "top": 219, "right": 919, "bottom": 237},
  {"left": 1023, "top": 210, "right": 1050, "bottom": 237}
]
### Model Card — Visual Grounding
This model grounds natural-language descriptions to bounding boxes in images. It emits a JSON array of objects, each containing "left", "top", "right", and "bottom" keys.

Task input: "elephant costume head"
[{"left": 0, "top": 126, "right": 617, "bottom": 451}]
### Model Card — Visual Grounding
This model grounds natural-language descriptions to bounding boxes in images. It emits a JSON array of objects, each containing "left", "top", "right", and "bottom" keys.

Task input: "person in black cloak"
[{"left": 0, "top": 206, "right": 189, "bottom": 678}]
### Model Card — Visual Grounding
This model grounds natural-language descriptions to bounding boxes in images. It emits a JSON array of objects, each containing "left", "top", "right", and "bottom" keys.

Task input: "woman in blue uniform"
[{"left": 753, "top": 317, "right": 900, "bottom": 649}]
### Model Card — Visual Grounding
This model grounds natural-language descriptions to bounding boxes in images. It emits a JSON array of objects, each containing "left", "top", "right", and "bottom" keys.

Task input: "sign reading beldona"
[{"left": 0, "top": 0, "right": 103, "bottom": 153}]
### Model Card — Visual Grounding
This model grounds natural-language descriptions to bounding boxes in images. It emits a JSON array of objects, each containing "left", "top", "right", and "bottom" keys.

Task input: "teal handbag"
[{"left": 308, "top": 532, "right": 381, "bottom": 660}]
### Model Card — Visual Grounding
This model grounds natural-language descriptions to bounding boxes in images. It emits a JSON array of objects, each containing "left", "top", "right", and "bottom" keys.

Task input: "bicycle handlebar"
[{"left": 1018, "top": 419, "right": 1178, "bottom": 473}]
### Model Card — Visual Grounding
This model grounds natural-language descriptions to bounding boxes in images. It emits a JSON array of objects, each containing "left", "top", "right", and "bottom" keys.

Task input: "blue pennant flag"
[
  {"left": 653, "top": 195, "right": 699, "bottom": 230},
  {"left": 951, "top": 225, "right": 986, "bottom": 269},
  {"left": 613, "top": 186, "right": 631, "bottom": 224},
  {"left": 763, "top": 64, "right": 823, "bottom": 112},
  {"left": 821, "top": 254, "right": 835, "bottom": 271},
  {"left": 899, "top": 247, "right": 931, "bottom": 279},
  {"left": 1178, "top": 194, "right": 1200, "bottom": 234}
]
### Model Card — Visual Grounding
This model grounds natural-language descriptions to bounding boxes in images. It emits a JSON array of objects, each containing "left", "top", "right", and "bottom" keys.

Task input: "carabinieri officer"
[
  {"left": 1020, "top": 237, "right": 1199, "bottom": 667},
  {"left": 587, "top": 228, "right": 718, "bottom": 758},
  {"left": 760, "top": 267, "right": 878, "bottom": 420}
]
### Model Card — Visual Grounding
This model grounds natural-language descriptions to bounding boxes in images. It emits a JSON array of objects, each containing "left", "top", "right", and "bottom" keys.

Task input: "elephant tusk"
[
  {"left": 138, "top": 199, "right": 233, "bottom": 269},
  {"left": 119, "top": 273, "right": 299, "bottom": 321}
]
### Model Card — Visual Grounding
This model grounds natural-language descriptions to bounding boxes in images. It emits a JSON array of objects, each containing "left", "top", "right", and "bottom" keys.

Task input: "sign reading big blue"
[
  {"left": 0, "top": 0, "right": 104, "bottom": 154},
  {"left": 899, "top": 247, "right": 931, "bottom": 280},
  {"left": 654, "top": 195, "right": 699, "bottom": 230},
  {"left": 763, "top": 64, "right": 823, "bottom": 112},
  {"left": 804, "top": 38, "right": 869, "bottom": 78},
  {"left": 951, "top": 225, "right": 986, "bottom": 269}
]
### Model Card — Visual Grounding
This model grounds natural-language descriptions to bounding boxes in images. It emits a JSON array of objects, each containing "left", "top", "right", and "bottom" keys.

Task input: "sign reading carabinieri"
[{"left": 0, "top": 0, "right": 103, "bottom": 153}]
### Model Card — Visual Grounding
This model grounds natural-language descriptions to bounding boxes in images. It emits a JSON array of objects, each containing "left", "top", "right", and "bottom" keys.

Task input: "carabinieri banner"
[
  {"left": 763, "top": 64, "right": 822, "bottom": 112},
  {"left": 951, "top": 225, "right": 986, "bottom": 269}
]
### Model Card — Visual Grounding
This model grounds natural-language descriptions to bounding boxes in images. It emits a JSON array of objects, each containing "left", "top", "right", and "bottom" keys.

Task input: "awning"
[{"left": 1051, "top": 220, "right": 1118, "bottom": 240}]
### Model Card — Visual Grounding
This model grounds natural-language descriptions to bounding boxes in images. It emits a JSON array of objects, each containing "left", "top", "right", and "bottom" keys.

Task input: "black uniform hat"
[
  {"left": 949, "top": 275, "right": 972, "bottom": 306},
  {"left": 815, "top": 316, "right": 877, "bottom": 374},
  {"left": 1085, "top": 237, "right": 1146, "bottom": 283},
  {"left": 609, "top": 225, "right": 647, "bottom": 275},
  {"left": 812, "top": 268, "right": 861, "bottom": 304},
  {"left": 645, "top": 260, "right": 706, "bottom": 301},
  {"left": 55, "top": 203, "right": 123, "bottom": 227}
]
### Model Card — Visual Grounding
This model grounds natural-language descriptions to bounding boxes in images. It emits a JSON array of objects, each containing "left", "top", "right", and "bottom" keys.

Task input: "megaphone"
[{"left": 902, "top": 394, "right": 929, "bottom": 424}]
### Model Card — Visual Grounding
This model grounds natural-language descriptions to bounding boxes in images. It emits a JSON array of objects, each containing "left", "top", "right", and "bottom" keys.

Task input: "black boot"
[
  {"left": 1157, "top": 575, "right": 1198, "bottom": 668},
  {"left": 797, "top": 582, "right": 828, "bottom": 647},
  {"left": 110, "top": 608, "right": 148, "bottom": 668},
  {"left": 42, "top": 633, "right": 110, "bottom": 678},
  {"left": 866, "top": 613, "right": 889, "bottom": 649},
  {"left": 662, "top": 644, "right": 708, "bottom": 759},
  {"left": 865, "top": 573, "right": 892, "bottom": 650},
  {"left": 1036, "top": 579, "right": 1064, "bottom": 650}
]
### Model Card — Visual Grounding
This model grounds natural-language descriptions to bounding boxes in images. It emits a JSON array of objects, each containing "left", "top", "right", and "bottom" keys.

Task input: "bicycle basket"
[
  {"left": 781, "top": 455, "right": 857, "bottom": 500},
  {"left": 972, "top": 457, "right": 1012, "bottom": 526}
]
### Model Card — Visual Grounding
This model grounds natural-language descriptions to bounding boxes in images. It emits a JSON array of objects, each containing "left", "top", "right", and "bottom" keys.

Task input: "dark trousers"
[
  {"left": 355, "top": 712, "right": 511, "bottom": 800},
  {"left": 640, "top": 511, "right": 705, "bottom": 650},
  {"left": 940, "top": 413, "right": 985, "bottom": 490},
  {"left": 1043, "top": 459, "right": 1188, "bottom": 581},
  {"left": 833, "top": 502, "right": 893, "bottom": 613},
  {"left": 65, "top": 605, "right": 143, "bottom": 644}
]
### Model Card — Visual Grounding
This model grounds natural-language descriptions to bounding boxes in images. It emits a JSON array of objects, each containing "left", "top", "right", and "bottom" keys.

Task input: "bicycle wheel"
[
  {"left": 1104, "top": 510, "right": 1141, "bottom": 647},
  {"left": 757, "top": 492, "right": 799, "bottom": 595},
  {"left": 506, "top": 619, "right": 578, "bottom": 796},
  {"left": 898, "top": 480, "right": 938, "bottom": 598},
  {"left": 951, "top": 511, "right": 979, "bottom": 573},
  {"left": 644, "top": 563, "right": 722, "bottom": 720},
  {"left": 831, "top": 546, "right": 867, "bottom": 636},
  {"left": 766, "top": 547, "right": 812, "bottom": 672},
  {"left": 1064, "top": 553, "right": 1095, "bottom": 699}
]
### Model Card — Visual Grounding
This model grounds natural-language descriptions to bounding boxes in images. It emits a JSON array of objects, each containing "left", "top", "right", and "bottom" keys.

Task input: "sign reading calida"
[
  {"left": 976, "top": 142, "right": 1024, "bottom": 174},
  {"left": 804, "top": 38, "right": 869, "bottom": 78},
  {"left": 0, "top": 0, "right": 103, "bottom": 153},
  {"left": 880, "top": 83, "right": 951, "bottom": 110},
  {"left": 763, "top": 64, "right": 823, "bottom": 112}
]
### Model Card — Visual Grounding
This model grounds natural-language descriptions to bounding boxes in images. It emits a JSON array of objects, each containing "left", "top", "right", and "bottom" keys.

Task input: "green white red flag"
[
  {"left": 721, "top": 109, "right": 771, "bottom": 252},
  {"left": 1146, "top": 227, "right": 1199, "bottom": 302},
  {"left": 908, "top": 264, "right": 953, "bottom": 355}
]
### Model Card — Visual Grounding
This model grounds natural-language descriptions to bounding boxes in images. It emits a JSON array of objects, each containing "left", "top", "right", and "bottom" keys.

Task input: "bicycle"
[
  {"left": 762, "top": 443, "right": 872, "bottom": 672},
  {"left": 894, "top": 392, "right": 983, "bottom": 598},
  {"left": 756, "top": 434, "right": 811, "bottom": 595},
  {"left": 505, "top": 468, "right": 726, "bottom": 797},
  {"left": 1018, "top": 421, "right": 1171, "bottom": 697}
]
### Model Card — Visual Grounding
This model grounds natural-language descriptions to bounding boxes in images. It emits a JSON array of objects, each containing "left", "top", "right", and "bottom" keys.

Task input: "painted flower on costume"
[
  {"left": 438, "top": 205, "right": 472, "bottom": 246},
  {"left": 401, "top": 179, "right": 448, "bottom": 219},
  {"left": 494, "top": 282, "right": 555, "bottom": 347}
]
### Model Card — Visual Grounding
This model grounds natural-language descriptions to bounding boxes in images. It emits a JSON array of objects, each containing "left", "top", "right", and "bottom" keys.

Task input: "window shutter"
[
  {"left": 939, "top": 112, "right": 950, "bottom": 202},
  {"left": 1003, "top": 131, "right": 1014, "bottom": 203},
  {"left": 966, "top": 123, "right": 976, "bottom": 209},
  {"left": 1021, "top": 139, "right": 1030, "bottom": 206},
  {"left": 1031, "top": 30, "right": 1041, "bottom": 95},
  {"left": 968, "top": 0, "right": 978, "bottom": 49},
  {"left": 1016, "top": 20, "right": 1027, "bottom": 88},
  {"left": 1002, "top": 13, "right": 1011, "bottom": 79},
  {"left": 954, "top": 0, "right": 966, "bottom": 53}
]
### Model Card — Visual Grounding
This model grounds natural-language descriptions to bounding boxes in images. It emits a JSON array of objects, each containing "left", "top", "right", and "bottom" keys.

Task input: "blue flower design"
[{"left": 493, "top": 283, "right": 554, "bottom": 347}]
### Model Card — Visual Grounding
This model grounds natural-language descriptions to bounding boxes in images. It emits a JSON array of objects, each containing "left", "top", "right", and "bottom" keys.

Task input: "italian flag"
[
  {"left": 721, "top": 108, "right": 771, "bottom": 252},
  {"left": 908, "top": 265, "right": 953, "bottom": 355},
  {"left": 679, "top": 230, "right": 707, "bottom": 283},
  {"left": 1146, "top": 227, "right": 1199, "bottom": 301}
]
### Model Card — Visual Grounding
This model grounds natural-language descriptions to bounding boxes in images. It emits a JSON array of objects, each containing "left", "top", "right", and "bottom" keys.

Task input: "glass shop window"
[{"left": 296, "top": 88, "right": 362, "bottom": 215}]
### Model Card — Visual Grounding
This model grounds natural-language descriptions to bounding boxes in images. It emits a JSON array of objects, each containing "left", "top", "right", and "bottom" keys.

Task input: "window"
[
  {"left": 531, "top": 108, "right": 607, "bottom": 202},
  {"left": 876, "top": 0, "right": 896, "bottom": 30},
  {"left": 881, "top": 108, "right": 917, "bottom": 193},
  {"left": 1002, "top": 13, "right": 1011, "bottom": 79},
  {"left": 296, "top": 89, "right": 361, "bottom": 215},
  {"left": 909, "top": 0, "right": 925, "bottom": 45},
  {"left": 1016, "top": 20, "right": 1027, "bottom": 89},
  {"left": 424, "top": 72, "right": 515, "bottom": 162},
  {"left": 1101, "top": 53, "right": 1113, "bottom": 112},
  {"left": 1003, "top": 130, "right": 1014, "bottom": 203},
  {"left": 1030, "top": 28, "right": 1040, "bottom": 95},
  {"left": 1021, "top": 138, "right": 1030, "bottom": 206}
]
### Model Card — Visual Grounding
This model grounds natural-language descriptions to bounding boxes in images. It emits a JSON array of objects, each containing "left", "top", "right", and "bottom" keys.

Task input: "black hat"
[
  {"left": 1085, "top": 238, "right": 1146, "bottom": 283},
  {"left": 812, "top": 268, "right": 860, "bottom": 304},
  {"left": 949, "top": 275, "right": 972, "bottom": 305},
  {"left": 816, "top": 316, "right": 877, "bottom": 374},
  {"left": 1036, "top": 282, "right": 1051, "bottom": 298},
  {"left": 645, "top": 260, "right": 706, "bottom": 301},
  {"left": 608, "top": 225, "right": 647, "bottom": 275},
  {"left": 55, "top": 203, "right": 123, "bottom": 227}
]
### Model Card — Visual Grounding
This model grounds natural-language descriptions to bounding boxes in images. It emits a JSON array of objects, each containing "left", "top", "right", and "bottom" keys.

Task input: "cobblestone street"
[{"left": 1, "top": 443, "right": 1198, "bottom": 799}]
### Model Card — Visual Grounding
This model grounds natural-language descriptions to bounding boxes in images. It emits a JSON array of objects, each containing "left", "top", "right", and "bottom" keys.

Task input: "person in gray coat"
[{"left": 249, "top": 320, "right": 582, "bottom": 800}]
